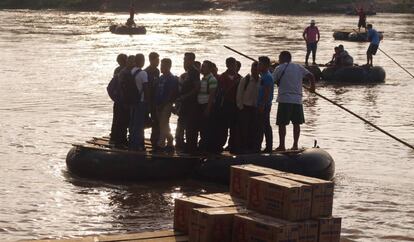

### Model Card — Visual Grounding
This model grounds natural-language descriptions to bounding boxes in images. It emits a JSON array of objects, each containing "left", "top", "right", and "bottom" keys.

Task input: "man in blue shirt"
[
  {"left": 255, "top": 56, "right": 274, "bottom": 153},
  {"left": 366, "top": 24, "right": 380, "bottom": 66}
]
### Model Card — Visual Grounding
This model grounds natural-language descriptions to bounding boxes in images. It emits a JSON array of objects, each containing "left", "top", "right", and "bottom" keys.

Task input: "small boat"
[
  {"left": 109, "top": 24, "right": 146, "bottom": 35},
  {"left": 66, "top": 137, "right": 335, "bottom": 183},
  {"left": 321, "top": 65, "right": 386, "bottom": 83},
  {"left": 333, "top": 29, "right": 383, "bottom": 42}
]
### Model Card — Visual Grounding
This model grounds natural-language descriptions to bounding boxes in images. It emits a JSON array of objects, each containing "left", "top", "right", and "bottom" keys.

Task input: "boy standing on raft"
[
  {"left": 366, "top": 24, "right": 380, "bottom": 67},
  {"left": 126, "top": 2, "right": 136, "bottom": 27},
  {"left": 272, "top": 51, "right": 315, "bottom": 151},
  {"left": 357, "top": 7, "right": 367, "bottom": 32}
]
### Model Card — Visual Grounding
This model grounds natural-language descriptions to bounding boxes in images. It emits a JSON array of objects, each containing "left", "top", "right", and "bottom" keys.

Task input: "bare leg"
[
  {"left": 292, "top": 124, "right": 300, "bottom": 150},
  {"left": 367, "top": 54, "right": 373, "bottom": 66},
  {"left": 276, "top": 125, "right": 286, "bottom": 151}
]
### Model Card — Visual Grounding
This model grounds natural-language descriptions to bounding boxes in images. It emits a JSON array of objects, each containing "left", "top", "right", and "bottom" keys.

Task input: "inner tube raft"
[
  {"left": 109, "top": 25, "right": 146, "bottom": 35},
  {"left": 322, "top": 66, "right": 386, "bottom": 83},
  {"left": 66, "top": 138, "right": 335, "bottom": 183},
  {"left": 333, "top": 29, "right": 383, "bottom": 42}
]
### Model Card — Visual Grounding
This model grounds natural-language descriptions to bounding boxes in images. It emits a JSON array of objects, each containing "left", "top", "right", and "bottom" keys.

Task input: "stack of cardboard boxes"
[{"left": 173, "top": 164, "right": 341, "bottom": 242}]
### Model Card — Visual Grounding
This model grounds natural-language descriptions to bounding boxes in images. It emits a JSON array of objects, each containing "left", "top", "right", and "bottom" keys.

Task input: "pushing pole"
[
  {"left": 378, "top": 47, "right": 414, "bottom": 79},
  {"left": 223, "top": 45, "right": 414, "bottom": 150}
]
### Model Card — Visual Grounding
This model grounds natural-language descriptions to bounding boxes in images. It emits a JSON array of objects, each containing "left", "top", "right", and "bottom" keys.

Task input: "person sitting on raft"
[
  {"left": 336, "top": 45, "right": 354, "bottom": 67},
  {"left": 125, "top": 2, "right": 136, "bottom": 27},
  {"left": 326, "top": 47, "right": 340, "bottom": 66}
]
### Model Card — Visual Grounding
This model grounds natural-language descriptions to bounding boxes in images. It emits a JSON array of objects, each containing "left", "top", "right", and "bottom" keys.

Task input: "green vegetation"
[
  {"left": 0, "top": 0, "right": 101, "bottom": 10},
  {"left": 0, "top": 0, "right": 412, "bottom": 13}
]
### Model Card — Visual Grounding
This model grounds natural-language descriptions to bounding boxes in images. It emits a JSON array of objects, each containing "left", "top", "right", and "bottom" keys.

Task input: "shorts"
[
  {"left": 276, "top": 103, "right": 305, "bottom": 125},
  {"left": 358, "top": 19, "right": 366, "bottom": 28},
  {"left": 306, "top": 42, "right": 318, "bottom": 53},
  {"left": 367, "top": 43, "right": 379, "bottom": 55}
]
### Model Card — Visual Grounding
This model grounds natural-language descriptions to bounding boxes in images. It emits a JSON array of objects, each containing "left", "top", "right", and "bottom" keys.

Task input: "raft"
[
  {"left": 109, "top": 25, "right": 146, "bottom": 35},
  {"left": 66, "top": 137, "right": 335, "bottom": 183},
  {"left": 333, "top": 29, "right": 383, "bottom": 42},
  {"left": 321, "top": 65, "right": 386, "bottom": 83}
]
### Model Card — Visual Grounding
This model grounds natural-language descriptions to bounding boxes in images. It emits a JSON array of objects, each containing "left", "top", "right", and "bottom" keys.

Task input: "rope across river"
[
  {"left": 378, "top": 47, "right": 414, "bottom": 79},
  {"left": 223, "top": 45, "right": 414, "bottom": 150}
]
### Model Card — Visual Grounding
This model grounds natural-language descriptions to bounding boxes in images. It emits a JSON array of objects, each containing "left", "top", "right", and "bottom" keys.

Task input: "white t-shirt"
[
  {"left": 131, "top": 67, "right": 148, "bottom": 102},
  {"left": 272, "top": 63, "right": 310, "bottom": 104}
]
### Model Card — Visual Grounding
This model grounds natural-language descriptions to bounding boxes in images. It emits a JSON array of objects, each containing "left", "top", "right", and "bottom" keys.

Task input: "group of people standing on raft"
[
  {"left": 303, "top": 13, "right": 381, "bottom": 67},
  {"left": 107, "top": 51, "right": 316, "bottom": 154},
  {"left": 107, "top": 13, "right": 381, "bottom": 155}
]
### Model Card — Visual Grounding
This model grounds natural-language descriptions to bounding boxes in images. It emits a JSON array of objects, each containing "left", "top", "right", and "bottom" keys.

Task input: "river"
[{"left": 0, "top": 9, "right": 413, "bottom": 241}]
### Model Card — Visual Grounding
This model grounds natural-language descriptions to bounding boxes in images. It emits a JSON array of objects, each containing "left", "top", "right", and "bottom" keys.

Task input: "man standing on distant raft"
[
  {"left": 303, "top": 19, "right": 320, "bottom": 66},
  {"left": 356, "top": 7, "right": 367, "bottom": 32},
  {"left": 126, "top": 2, "right": 136, "bottom": 27},
  {"left": 366, "top": 24, "right": 380, "bottom": 67},
  {"left": 272, "top": 51, "right": 315, "bottom": 151}
]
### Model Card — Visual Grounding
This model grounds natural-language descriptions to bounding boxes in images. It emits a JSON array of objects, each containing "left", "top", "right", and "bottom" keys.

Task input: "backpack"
[
  {"left": 107, "top": 75, "right": 122, "bottom": 103},
  {"left": 121, "top": 69, "right": 143, "bottom": 105}
]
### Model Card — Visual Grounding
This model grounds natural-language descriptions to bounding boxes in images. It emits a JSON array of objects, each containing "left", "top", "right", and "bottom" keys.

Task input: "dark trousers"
[
  {"left": 150, "top": 105, "right": 160, "bottom": 147},
  {"left": 306, "top": 42, "right": 318, "bottom": 63},
  {"left": 197, "top": 104, "right": 209, "bottom": 151},
  {"left": 129, "top": 102, "right": 146, "bottom": 150},
  {"left": 175, "top": 115, "right": 185, "bottom": 149},
  {"left": 217, "top": 101, "right": 240, "bottom": 153},
  {"left": 255, "top": 105, "right": 273, "bottom": 152},
  {"left": 239, "top": 105, "right": 257, "bottom": 152},
  {"left": 110, "top": 102, "right": 130, "bottom": 146},
  {"left": 182, "top": 104, "right": 198, "bottom": 153}
]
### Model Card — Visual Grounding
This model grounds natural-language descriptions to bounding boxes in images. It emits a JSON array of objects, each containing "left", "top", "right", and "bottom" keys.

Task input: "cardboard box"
[
  {"left": 189, "top": 206, "right": 247, "bottom": 242},
  {"left": 174, "top": 196, "right": 232, "bottom": 233},
  {"left": 247, "top": 175, "right": 312, "bottom": 221},
  {"left": 276, "top": 173, "right": 334, "bottom": 218},
  {"left": 318, "top": 217, "right": 341, "bottom": 242},
  {"left": 298, "top": 220, "right": 319, "bottom": 242},
  {"left": 199, "top": 193, "right": 245, "bottom": 206},
  {"left": 230, "top": 165, "right": 285, "bottom": 199},
  {"left": 232, "top": 213, "right": 299, "bottom": 242}
]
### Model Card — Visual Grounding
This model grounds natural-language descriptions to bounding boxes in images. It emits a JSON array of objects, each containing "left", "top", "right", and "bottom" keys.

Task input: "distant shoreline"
[{"left": 0, "top": 0, "right": 413, "bottom": 14}]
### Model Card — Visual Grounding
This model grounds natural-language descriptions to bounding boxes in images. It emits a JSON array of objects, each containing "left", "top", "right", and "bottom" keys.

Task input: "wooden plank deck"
[{"left": 21, "top": 230, "right": 188, "bottom": 242}]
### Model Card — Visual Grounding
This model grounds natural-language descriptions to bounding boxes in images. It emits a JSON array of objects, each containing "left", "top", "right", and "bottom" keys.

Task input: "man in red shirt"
[
  {"left": 216, "top": 57, "right": 242, "bottom": 153},
  {"left": 357, "top": 7, "right": 367, "bottom": 32},
  {"left": 303, "top": 19, "right": 320, "bottom": 66}
]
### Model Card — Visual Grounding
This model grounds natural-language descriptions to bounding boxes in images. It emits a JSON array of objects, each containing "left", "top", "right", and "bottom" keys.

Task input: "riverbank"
[{"left": 0, "top": 0, "right": 413, "bottom": 13}]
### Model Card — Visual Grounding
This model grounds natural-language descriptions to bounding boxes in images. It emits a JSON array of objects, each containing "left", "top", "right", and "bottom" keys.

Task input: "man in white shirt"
[
  {"left": 272, "top": 51, "right": 315, "bottom": 151},
  {"left": 236, "top": 61, "right": 260, "bottom": 152},
  {"left": 129, "top": 53, "right": 149, "bottom": 151}
]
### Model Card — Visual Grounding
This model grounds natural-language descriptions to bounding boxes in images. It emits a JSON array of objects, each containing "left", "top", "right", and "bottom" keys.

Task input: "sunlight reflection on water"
[{"left": 0, "top": 9, "right": 413, "bottom": 241}]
